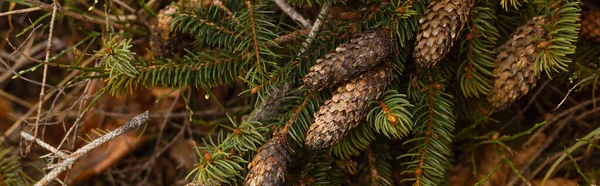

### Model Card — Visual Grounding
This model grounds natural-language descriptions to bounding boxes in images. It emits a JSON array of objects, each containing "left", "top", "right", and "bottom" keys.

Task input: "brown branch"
[
  {"left": 24, "top": 0, "right": 123, "bottom": 29},
  {"left": 0, "top": 7, "right": 41, "bottom": 16},
  {"left": 247, "top": 1, "right": 262, "bottom": 71},
  {"left": 29, "top": 2, "right": 58, "bottom": 154},
  {"left": 272, "top": 0, "right": 312, "bottom": 28},
  {"left": 25, "top": 111, "right": 149, "bottom": 186}
]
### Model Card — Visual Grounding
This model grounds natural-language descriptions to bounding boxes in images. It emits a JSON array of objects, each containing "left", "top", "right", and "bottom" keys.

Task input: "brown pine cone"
[
  {"left": 580, "top": 10, "right": 600, "bottom": 42},
  {"left": 150, "top": 0, "right": 209, "bottom": 57},
  {"left": 302, "top": 29, "right": 391, "bottom": 91},
  {"left": 150, "top": 5, "right": 181, "bottom": 57},
  {"left": 244, "top": 133, "right": 291, "bottom": 186},
  {"left": 305, "top": 63, "right": 393, "bottom": 151},
  {"left": 413, "top": 0, "right": 472, "bottom": 68},
  {"left": 487, "top": 16, "right": 547, "bottom": 111}
]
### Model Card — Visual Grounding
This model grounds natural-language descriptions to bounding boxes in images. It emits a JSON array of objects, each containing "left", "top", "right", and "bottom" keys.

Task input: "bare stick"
[
  {"left": 554, "top": 75, "right": 596, "bottom": 111},
  {"left": 0, "top": 57, "right": 95, "bottom": 144},
  {"left": 272, "top": 0, "right": 312, "bottom": 28},
  {"left": 29, "top": 3, "right": 57, "bottom": 153},
  {"left": 32, "top": 111, "right": 149, "bottom": 186},
  {"left": 299, "top": 3, "right": 330, "bottom": 55},
  {"left": 0, "top": 7, "right": 42, "bottom": 17},
  {"left": 24, "top": 0, "right": 123, "bottom": 29},
  {"left": 20, "top": 131, "right": 68, "bottom": 159}
]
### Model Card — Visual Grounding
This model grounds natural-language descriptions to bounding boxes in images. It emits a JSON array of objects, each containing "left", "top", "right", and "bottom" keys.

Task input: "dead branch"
[{"left": 22, "top": 111, "right": 149, "bottom": 186}]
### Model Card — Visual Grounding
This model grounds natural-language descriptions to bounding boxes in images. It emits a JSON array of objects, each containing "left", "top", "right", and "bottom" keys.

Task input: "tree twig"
[
  {"left": 554, "top": 75, "right": 596, "bottom": 111},
  {"left": 0, "top": 7, "right": 41, "bottom": 17},
  {"left": 299, "top": 3, "right": 330, "bottom": 55},
  {"left": 25, "top": 111, "right": 149, "bottom": 186},
  {"left": 23, "top": 0, "right": 123, "bottom": 29},
  {"left": 272, "top": 0, "right": 313, "bottom": 28},
  {"left": 29, "top": 2, "right": 57, "bottom": 153},
  {"left": 20, "top": 131, "right": 68, "bottom": 159}
]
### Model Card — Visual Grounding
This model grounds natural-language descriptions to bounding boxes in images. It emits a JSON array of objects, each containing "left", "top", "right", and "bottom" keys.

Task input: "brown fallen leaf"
[{"left": 0, "top": 95, "right": 15, "bottom": 134}]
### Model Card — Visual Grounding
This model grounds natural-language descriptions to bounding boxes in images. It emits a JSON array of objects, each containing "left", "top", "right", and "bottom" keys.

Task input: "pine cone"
[
  {"left": 580, "top": 10, "right": 600, "bottom": 42},
  {"left": 150, "top": 0, "right": 206, "bottom": 57},
  {"left": 488, "top": 16, "right": 547, "bottom": 111},
  {"left": 413, "top": 0, "right": 472, "bottom": 68},
  {"left": 150, "top": 5, "right": 180, "bottom": 57},
  {"left": 305, "top": 63, "right": 393, "bottom": 150},
  {"left": 302, "top": 29, "right": 391, "bottom": 91},
  {"left": 244, "top": 133, "right": 291, "bottom": 186}
]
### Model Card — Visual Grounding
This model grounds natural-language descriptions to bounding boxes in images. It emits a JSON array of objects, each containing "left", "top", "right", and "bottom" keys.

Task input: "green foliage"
[
  {"left": 73, "top": 0, "right": 591, "bottom": 184},
  {"left": 535, "top": 0, "right": 581, "bottom": 76},
  {"left": 280, "top": 90, "right": 326, "bottom": 145},
  {"left": 330, "top": 122, "right": 376, "bottom": 159},
  {"left": 365, "top": 0, "right": 430, "bottom": 49},
  {"left": 500, "top": 0, "right": 528, "bottom": 10},
  {"left": 172, "top": 5, "right": 242, "bottom": 50},
  {"left": 104, "top": 50, "right": 244, "bottom": 95},
  {"left": 402, "top": 80, "right": 455, "bottom": 186},
  {"left": 97, "top": 37, "right": 138, "bottom": 78},
  {"left": 187, "top": 118, "right": 268, "bottom": 184},
  {"left": 365, "top": 143, "right": 395, "bottom": 186},
  {"left": 0, "top": 145, "right": 22, "bottom": 186},
  {"left": 221, "top": 116, "right": 269, "bottom": 154},
  {"left": 457, "top": 0, "right": 499, "bottom": 98},
  {"left": 367, "top": 90, "right": 414, "bottom": 139}
]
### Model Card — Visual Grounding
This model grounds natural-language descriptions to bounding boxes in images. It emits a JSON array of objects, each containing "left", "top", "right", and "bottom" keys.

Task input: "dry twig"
[
  {"left": 24, "top": 0, "right": 123, "bottom": 29},
  {"left": 22, "top": 111, "right": 149, "bottom": 186},
  {"left": 29, "top": 3, "right": 57, "bottom": 153},
  {"left": 0, "top": 7, "right": 42, "bottom": 17},
  {"left": 272, "top": 0, "right": 313, "bottom": 28},
  {"left": 300, "top": 3, "right": 330, "bottom": 54}
]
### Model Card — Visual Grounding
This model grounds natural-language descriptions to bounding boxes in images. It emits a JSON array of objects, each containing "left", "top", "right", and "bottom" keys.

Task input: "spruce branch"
[
  {"left": 402, "top": 79, "right": 455, "bottom": 186},
  {"left": 367, "top": 90, "right": 414, "bottom": 139},
  {"left": 330, "top": 122, "right": 376, "bottom": 158},
  {"left": 500, "top": 0, "right": 527, "bottom": 10},
  {"left": 458, "top": 0, "right": 499, "bottom": 98},
  {"left": 22, "top": 111, "right": 149, "bottom": 186},
  {"left": 0, "top": 145, "right": 22, "bottom": 186},
  {"left": 535, "top": 0, "right": 581, "bottom": 76},
  {"left": 247, "top": 1, "right": 263, "bottom": 71}
]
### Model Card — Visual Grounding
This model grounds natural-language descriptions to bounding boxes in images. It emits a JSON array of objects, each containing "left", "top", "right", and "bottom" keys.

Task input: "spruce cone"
[
  {"left": 305, "top": 63, "right": 393, "bottom": 150},
  {"left": 150, "top": 5, "right": 181, "bottom": 57},
  {"left": 150, "top": 0, "right": 206, "bottom": 56},
  {"left": 580, "top": 10, "right": 600, "bottom": 42},
  {"left": 488, "top": 16, "right": 547, "bottom": 111},
  {"left": 244, "top": 133, "right": 291, "bottom": 186},
  {"left": 302, "top": 29, "right": 391, "bottom": 91},
  {"left": 413, "top": 0, "right": 471, "bottom": 67}
]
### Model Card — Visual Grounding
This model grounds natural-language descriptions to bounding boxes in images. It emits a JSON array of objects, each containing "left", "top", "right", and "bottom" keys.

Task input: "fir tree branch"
[
  {"left": 247, "top": 1, "right": 263, "bottom": 71},
  {"left": 403, "top": 79, "right": 455, "bottom": 186},
  {"left": 458, "top": 0, "right": 499, "bottom": 98},
  {"left": 535, "top": 0, "right": 581, "bottom": 76}
]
